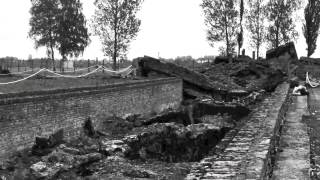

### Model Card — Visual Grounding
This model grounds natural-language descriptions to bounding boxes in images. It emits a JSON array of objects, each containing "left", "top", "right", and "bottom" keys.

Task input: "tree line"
[
  {"left": 29, "top": 0, "right": 320, "bottom": 72},
  {"left": 29, "top": 0, "right": 143, "bottom": 71},
  {"left": 202, "top": 0, "right": 320, "bottom": 59}
]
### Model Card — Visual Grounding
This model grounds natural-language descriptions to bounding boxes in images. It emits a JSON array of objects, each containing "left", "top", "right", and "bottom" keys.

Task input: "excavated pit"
[
  {"left": 119, "top": 101, "right": 251, "bottom": 163},
  {"left": 0, "top": 100, "right": 251, "bottom": 179},
  {"left": 124, "top": 123, "right": 228, "bottom": 162}
]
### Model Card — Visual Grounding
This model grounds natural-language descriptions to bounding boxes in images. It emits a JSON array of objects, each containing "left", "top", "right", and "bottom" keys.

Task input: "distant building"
[{"left": 63, "top": 60, "right": 74, "bottom": 70}]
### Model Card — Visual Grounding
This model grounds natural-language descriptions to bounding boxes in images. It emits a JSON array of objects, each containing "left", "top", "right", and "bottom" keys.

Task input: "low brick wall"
[
  {"left": 0, "top": 78, "right": 183, "bottom": 160},
  {"left": 186, "top": 83, "right": 290, "bottom": 179}
]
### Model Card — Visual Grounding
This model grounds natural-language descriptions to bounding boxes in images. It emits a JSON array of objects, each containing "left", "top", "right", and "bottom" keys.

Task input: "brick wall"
[{"left": 0, "top": 78, "right": 183, "bottom": 160}]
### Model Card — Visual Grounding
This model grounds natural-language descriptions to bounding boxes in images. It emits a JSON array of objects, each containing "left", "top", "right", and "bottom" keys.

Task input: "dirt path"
[{"left": 272, "top": 95, "right": 310, "bottom": 179}]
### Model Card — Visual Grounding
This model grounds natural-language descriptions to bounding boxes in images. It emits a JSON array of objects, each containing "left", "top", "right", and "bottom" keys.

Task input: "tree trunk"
[
  {"left": 225, "top": 25, "right": 229, "bottom": 56},
  {"left": 50, "top": 43, "right": 56, "bottom": 71},
  {"left": 226, "top": 33, "right": 229, "bottom": 56},
  {"left": 275, "top": 24, "right": 279, "bottom": 48},
  {"left": 307, "top": 33, "right": 311, "bottom": 57},
  {"left": 113, "top": 37, "right": 117, "bottom": 71},
  {"left": 61, "top": 55, "right": 66, "bottom": 73},
  {"left": 223, "top": 3, "right": 230, "bottom": 57},
  {"left": 257, "top": 45, "right": 259, "bottom": 60},
  {"left": 257, "top": 8, "right": 260, "bottom": 60}
]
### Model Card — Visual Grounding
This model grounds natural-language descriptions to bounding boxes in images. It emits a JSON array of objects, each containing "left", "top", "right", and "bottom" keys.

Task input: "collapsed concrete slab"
[
  {"left": 266, "top": 42, "right": 298, "bottom": 60},
  {"left": 193, "top": 100, "right": 250, "bottom": 121},
  {"left": 266, "top": 42, "right": 298, "bottom": 77},
  {"left": 134, "top": 56, "right": 247, "bottom": 100}
]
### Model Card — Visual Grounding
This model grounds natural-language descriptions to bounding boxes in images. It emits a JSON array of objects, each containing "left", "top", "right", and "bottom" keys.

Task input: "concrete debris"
[
  {"left": 32, "top": 129, "right": 64, "bottom": 156},
  {"left": 124, "top": 123, "right": 225, "bottom": 162},
  {"left": 100, "top": 139, "right": 130, "bottom": 157}
]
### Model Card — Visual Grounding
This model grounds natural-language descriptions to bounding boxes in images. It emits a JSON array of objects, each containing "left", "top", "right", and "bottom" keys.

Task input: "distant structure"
[
  {"left": 242, "top": 49, "right": 245, "bottom": 56},
  {"left": 63, "top": 61, "right": 74, "bottom": 70}
]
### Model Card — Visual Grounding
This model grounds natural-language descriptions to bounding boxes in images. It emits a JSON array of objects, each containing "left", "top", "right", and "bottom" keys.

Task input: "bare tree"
[
  {"left": 92, "top": 0, "right": 143, "bottom": 70},
  {"left": 246, "top": 0, "right": 266, "bottom": 59},
  {"left": 201, "top": 0, "right": 238, "bottom": 56},
  {"left": 303, "top": 0, "right": 320, "bottom": 57}
]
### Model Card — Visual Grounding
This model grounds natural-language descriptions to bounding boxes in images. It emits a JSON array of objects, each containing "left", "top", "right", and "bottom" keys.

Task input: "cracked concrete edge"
[
  {"left": 245, "top": 83, "right": 291, "bottom": 180},
  {"left": 185, "top": 83, "right": 291, "bottom": 180},
  {"left": 272, "top": 95, "right": 310, "bottom": 180}
]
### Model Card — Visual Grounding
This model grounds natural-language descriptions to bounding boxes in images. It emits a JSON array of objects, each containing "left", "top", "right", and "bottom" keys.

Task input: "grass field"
[{"left": 0, "top": 72, "right": 140, "bottom": 94}]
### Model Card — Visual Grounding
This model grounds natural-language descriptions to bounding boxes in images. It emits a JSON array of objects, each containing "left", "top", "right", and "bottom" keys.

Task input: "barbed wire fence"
[{"left": 0, "top": 58, "right": 132, "bottom": 74}]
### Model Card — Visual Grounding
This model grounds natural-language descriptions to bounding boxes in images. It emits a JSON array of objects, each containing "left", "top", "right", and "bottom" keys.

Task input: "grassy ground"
[{"left": 0, "top": 73, "right": 141, "bottom": 94}]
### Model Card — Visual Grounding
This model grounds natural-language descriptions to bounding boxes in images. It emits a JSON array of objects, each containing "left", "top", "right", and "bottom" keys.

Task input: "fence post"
[
  {"left": 102, "top": 59, "right": 105, "bottom": 73},
  {"left": 242, "top": 49, "right": 246, "bottom": 56},
  {"left": 31, "top": 59, "right": 34, "bottom": 72},
  {"left": 18, "top": 60, "right": 20, "bottom": 72},
  {"left": 10, "top": 59, "right": 13, "bottom": 72},
  {"left": 88, "top": 59, "right": 90, "bottom": 72}
]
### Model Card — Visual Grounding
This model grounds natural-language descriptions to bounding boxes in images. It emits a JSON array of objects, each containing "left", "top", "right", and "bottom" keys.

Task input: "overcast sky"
[{"left": 0, "top": 0, "right": 316, "bottom": 60}]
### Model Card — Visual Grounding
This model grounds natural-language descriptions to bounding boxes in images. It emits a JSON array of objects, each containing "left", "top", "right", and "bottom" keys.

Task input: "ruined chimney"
[{"left": 242, "top": 49, "right": 245, "bottom": 56}]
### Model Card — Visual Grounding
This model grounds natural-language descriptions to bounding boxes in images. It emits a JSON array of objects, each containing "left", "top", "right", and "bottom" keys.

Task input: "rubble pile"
[
  {"left": 124, "top": 123, "right": 225, "bottom": 162},
  {"left": 134, "top": 55, "right": 286, "bottom": 103},
  {"left": 201, "top": 59, "right": 285, "bottom": 93},
  {"left": 0, "top": 107, "right": 240, "bottom": 179}
]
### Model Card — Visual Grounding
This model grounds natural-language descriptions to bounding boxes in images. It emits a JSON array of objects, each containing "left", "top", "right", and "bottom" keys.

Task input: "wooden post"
[
  {"left": 31, "top": 59, "right": 34, "bottom": 72},
  {"left": 88, "top": 59, "right": 90, "bottom": 72},
  {"left": 102, "top": 59, "right": 105, "bottom": 73},
  {"left": 73, "top": 61, "right": 75, "bottom": 72},
  {"left": 18, "top": 60, "right": 20, "bottom": 72},
  {"left": 10, "top": 59, "right": 13, "bottom": 72},
  {"left": 252, "top": 51, "right": 256, "bottom": 60}
]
